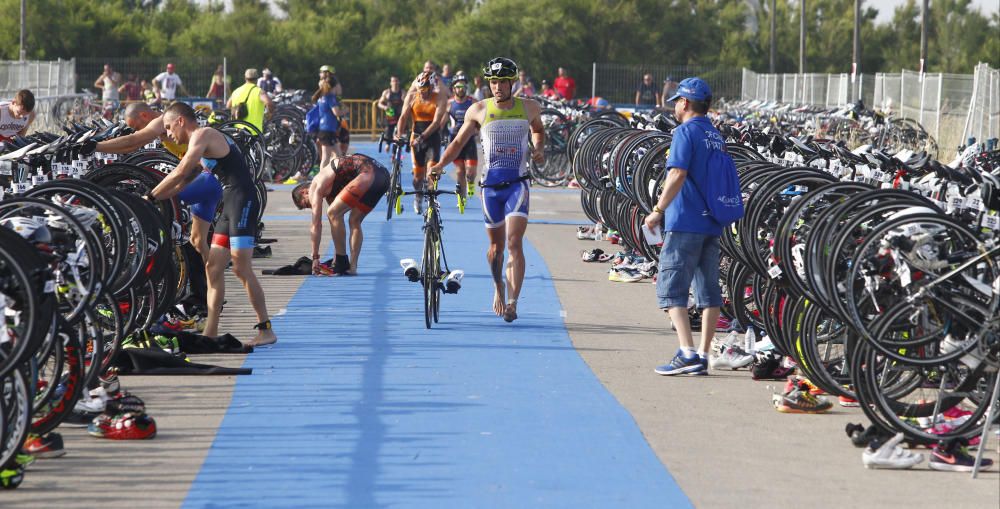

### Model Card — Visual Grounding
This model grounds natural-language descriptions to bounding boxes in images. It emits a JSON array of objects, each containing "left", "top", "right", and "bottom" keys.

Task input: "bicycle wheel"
[
  {"left": 432, "top": 233, "right": 442, "bottom": 324},
  {"left": 386, "top": 160, "right": 401, "bottom": 221},
  {"left": 422, "top": 224, "right": 435, "bottom": 329}
]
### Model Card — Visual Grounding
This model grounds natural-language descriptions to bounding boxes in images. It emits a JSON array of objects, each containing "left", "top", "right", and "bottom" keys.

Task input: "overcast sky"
[
  {"left": 203, "top": 0, "right": 999, "bottom": 24},
  {"left": 868, "top": 0, "right": 999, "bottom": 22}
]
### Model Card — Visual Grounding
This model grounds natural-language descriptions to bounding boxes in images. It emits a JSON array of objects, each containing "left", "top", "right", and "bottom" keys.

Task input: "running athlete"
[
  {"left": 396, "top": 71, "right": 448, "bottom": 214},
  {"left": 446, "top": 73, "right": 478, "bottom": 198},
  {"left": 377, "top": 76, "right": 405, "bottom": 141},
  {"left": 431, "top": 58, "right": 544, "bottom": 322},
  {"left": 291, "top": 154, "right": 390, "bottom": 275},
  {"left": 0, "top": 90, "right": 36, "bottom": 142},
  {"left": 94, "top": 102, "right": 222, "bottom": 260},
  {"left": 151, "top": 102, "right": 276, "bottom": 346}
]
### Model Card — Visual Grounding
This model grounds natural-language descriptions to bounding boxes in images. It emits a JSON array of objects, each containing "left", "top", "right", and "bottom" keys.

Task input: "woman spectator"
[
  {"left": 207, "top": 65, "right": 225, "bottom": 101},
  {"left": 311, "top": 80, "right": 343, "bottom": 175}
]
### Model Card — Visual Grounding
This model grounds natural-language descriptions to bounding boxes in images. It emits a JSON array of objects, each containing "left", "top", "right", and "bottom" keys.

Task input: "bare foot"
[
  {"left": 493, "top": 288, "right": 506, "bottom": 316},
  {"left": 245, "top": 329, "right": 277, "bottom": 347},
  {"left": 503, "top": 299, "right": 518, "bottom": 323}
]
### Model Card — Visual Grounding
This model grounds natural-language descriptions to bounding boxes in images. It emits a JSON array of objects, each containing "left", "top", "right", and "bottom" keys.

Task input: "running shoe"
[
  {"left": 0, "top": 464, "right": 24, "bottom": 489},
  {"left": 608, "top": 268, "right": 643, "bottom": 283},
  {"left": 838, "top": 395, "right": 860, "bottom": 407},
  {"left": 88, "top": 413, "right": 157, "bottom": 440},
  {"left": 924, "top": 423, "right": 981, "bottom": 446},
  {"left": 636, "top": 261, "right": 657, "bottom": 278},
  {"left": 862, "top": 433, "right": 923, "bottom": 470},
  {"left": 567, "top": 178, "right": 581, "bottom": 188},
  {"left": 105, "top": 392, "right": 146, "bottom": 415},
  {"left": 62, "top": 409, "right": 101, "bottom": 428},
  {"left": 942, "top": 406, "right": 974, "bottom": 421},
  {"left": 22, "top": 433, "right": 66, "bottom": 459},
  {"left": 654, "top": 349, "right": 707, "bottom": 376},
  {"left": 928, "top": 441, "right": 993, "bottom": 472},
  {"left": 73, "top": 395, "right": 106, "bottom": 413},
  {"left": 710, "top": 344, "right": 754, "bottom": 370},
  {"left": 752, "top": 351, "right": 795, "bottom": 380},
  {"left": 773, "top": 382, "right": 833, "bottom": 414},
  {"left": 581, "top": 248, "right": 605, "bottom": 262},
  {"left": 282, "top": 177, "right": 299, "bottom": 185}
]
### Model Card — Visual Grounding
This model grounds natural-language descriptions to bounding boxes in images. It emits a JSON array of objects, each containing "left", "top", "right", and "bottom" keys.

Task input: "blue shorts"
[
  {"left": 178, "top": 171, "right": 223, "bottom": 222},
  {"left": 481, "top": 180, "right": 529, "bottom": 228},
  {"left": 655, "top": 231, "right": 723, "bottom": 309}
]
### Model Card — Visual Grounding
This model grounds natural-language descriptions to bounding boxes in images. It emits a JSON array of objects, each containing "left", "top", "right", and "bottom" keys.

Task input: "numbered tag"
[
  {"left": 767, "top": 265, "right": 783, "bottom": 279},
  {"left": 871, "top": 170, "right": 886, "bottom": 182},
  {"left": 793, "top": 185, "right": 809, "bottom": 193},
  {"left": 982, "top": 215, "right": 999, "bottom": 230},
  {"left": 898, "top": 262, "right": 912, "bottom": 287},
  {"left": 72, "top": 160, "right": 88, "bottom": 170},
  {"left": 44, "top": 280, "right": 55, "bottom": 294},
  {"left": 0, "top": 160, "right": 11, "bottom": 176},
  {"left": 31, "top": 175, "right": 47, "bottom": 186},
  {"left": 965, "top": 197, "right": 984, "bottom": 211},
  {"left": 902, "top": 224, "right": 922, "bottom": 236},
  {"left": 11, "top": 182, "right": 29, "bottom": 194},
  {"left": 949, "top": 196, "right": 965, "bottom": 210},
  {"left": 70, "top": 166, "right": 83, "bottom": 178},
  {"left": 144, "top": 142, "right": 158, "bottom": 150}
]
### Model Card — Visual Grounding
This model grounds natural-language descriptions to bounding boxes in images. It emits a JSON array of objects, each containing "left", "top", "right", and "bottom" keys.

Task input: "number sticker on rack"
[
  {"left": 767, "top": 265, "right": 783, "bottom": 279},
  {"left": 31, "top": 175, "right": 47, "bottom": 185},
  {"left": 982, "top": 215, "right": 999, "bottom": 230},
  {"left": 965, "top": 197, "right": 984, "bottom": 211},
  {"left": 898, "top": 263, "right": 912, "bottom": 287},
  {"left": 11, "top": 182, "right": 29, "bottom": 194},
  {"left": 949, "top": 196, "right": 965, "bottom": 210}
]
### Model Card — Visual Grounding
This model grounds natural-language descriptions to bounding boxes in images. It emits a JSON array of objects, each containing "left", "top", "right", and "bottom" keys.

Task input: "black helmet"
[{"left": 483, "top": 57, "right": 518, "bottom": 80}]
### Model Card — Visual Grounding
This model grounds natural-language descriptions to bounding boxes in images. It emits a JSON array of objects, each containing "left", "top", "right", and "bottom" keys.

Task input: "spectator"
[
  {"left": 226, "top": 68, "right": 275, "bottom": 133},
  {"left": 587, "top": 96, "right": 611, "bottom": 110},
  {"left": 94, "top": 64, "right": 121, "bottom": 113},
  {"left": 141, "top": 80, "right": 157, "bottom": 105},
  {"left": 257, "top": 68, "right": 283, "bottom": 95},
  {"left": 635, "top": 73, "right": 659, "bottom": 108},
  {"left": 472, "top": 75, "right": 491, "bottom": 101},
  {"left": 206, "top": 65, "right": 225, "bottom": 100},
  {"left": 153, "top": 63, "right": 188, "bottom": 102},
  {"left": 118, "top": 74, "right": 141, "bottom": 102},
  {"left": 540, "top": 80, "right": 562, "bottom": 100},
  {"left": 553, "top": 67, "right": 576, "bottom": 100},
  {"left": 0, "top": 89, "right": 36, "bottom": 141},
  {"left": 643, "top": 77, "right": 723, "bottom": 376},
  {"left": 319, "top": 65, "right": 343, "bottom": 97},
  {"left": 311, "top": 78, "right": 344, "bottom": 173},
  {"left": 513, "top": 70, "right": 535, "bottom": 97},
  {"left": 660, "top": 76, "right": 678, "bottom": 108},
  {"left": 440, "top": 64, "right": 453, "bottom": 90}
]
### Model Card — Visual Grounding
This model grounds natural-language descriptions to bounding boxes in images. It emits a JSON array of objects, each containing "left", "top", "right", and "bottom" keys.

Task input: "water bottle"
[
  {"left": 444, "top": 269, "right": 464, "bottom": 293},
  {"left": 400, "top": 258, "right": 419, "bottom": 281}
]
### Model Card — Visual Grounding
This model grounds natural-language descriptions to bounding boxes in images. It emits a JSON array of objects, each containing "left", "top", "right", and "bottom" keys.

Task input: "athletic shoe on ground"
[
  {"left": 636, "top": 261, "right": 657, "bottom": 278},
  {"left": 773, "top": 382, "right": 833, "bottom": 414},
  {"left": 282, "top": 177, "right": 299, "bottom": 185},
  {"left": 655, "top": 349, "right": 707, "bottom": 376},
  {"left": 22, "top": 433, "right": 66, "bottom": 459},
  {"left": 74, "top": 395, "right": 105, "bottom": 413},
  {"left": 925, "top": 423, "right": 981, "bottom": 446},
  {"left": 567, "top": 178, "right": 581, "bottom": 188},
  {"left": 838, "top": 395, "right": 860, "bottom": 407},
  {"left": 710, "top": 344, "right": 754, "bottom": 370},
  {"left": 608, "top": 268, "right": 643, "bottom": 283},
  {"left": 928, "top": 441, "right": 993, "bottom": 472},
  {"left": 862, "top": 433, "right": 923, "bottom": 470},
  {"left": 88, "top": 413, "right": 157, "bottom": 440},
  {"left": 62, "top": 409, "right": 101, "bottom": 428},
  {"left": 252, "top": 245, "right": 272, "bottom": 258},
  {"left": 752, "top": 351, "right": 795, "bottom": 380},
  {"left": 105, "top": 392, "right": 146, "bottom": 415},
  {"left": 581, "top": 248, "right": 605, "bottom": 262},
  {"left": 942, "top": 406, "right": 973, "bottom": 421},
  {"left": 576, "top": 226, "right": 596, "bottom": 240}
]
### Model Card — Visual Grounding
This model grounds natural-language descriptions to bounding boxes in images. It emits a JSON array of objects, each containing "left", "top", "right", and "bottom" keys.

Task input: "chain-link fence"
[
  {"left": 875, "top": 70, "right": 976, "bottom": 154},
  {"left": 0, "top": 59, "right": 75, "bottom": 98},
  {"left": 76, "top": 57, "right": 228, "bottom": 99},
  {"left": 593, "top": 63, "right": 741, "bottom": 105},
  {"left": 964, "top": 63, "right": 1000, "bottom": 146}
]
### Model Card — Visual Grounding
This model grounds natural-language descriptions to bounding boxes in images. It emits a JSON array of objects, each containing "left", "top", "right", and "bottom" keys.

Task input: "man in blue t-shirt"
[{"left": 643, "top": 77, "right": 724, "bottom": 376}]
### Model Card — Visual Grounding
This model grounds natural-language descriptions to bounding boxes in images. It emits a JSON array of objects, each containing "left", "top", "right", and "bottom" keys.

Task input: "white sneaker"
[
  {"left": 862, "top": 433, "right": 924, "bottom": 470},
  {"left": 710, "top": 344, "right": 754, "bottom": 370},
  {"left": 74, "top": 395, "right": 106, "bottom": 413}
]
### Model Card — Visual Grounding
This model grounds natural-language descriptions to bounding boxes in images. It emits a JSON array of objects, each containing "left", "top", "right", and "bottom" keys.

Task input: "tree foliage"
[{"left": 0, "top": 0, "right": 995, "bottom": 97}]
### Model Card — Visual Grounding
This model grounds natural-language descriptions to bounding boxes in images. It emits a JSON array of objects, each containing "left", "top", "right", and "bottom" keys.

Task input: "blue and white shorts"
[{"left": 481, "top": 180, "right": 529, "bottom": 228}]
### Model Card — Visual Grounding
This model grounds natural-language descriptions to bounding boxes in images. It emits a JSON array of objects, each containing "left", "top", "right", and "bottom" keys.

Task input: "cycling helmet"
[
  {"left": 2, "top": 216, "right": 52, "bottom": 244},
  {"left": 415, "top": 71, "right": 434, "bottom": 89},
  {"left": 483, "top": 57, "right": 518, "bottom": 80},
  {"left": 452, "top": 71, "right": 468, "bottom": 85}
]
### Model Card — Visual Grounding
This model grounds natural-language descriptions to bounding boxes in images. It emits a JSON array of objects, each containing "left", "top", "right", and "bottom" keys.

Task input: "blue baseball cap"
[{"left": 667, "top": 77, "right": 712, "bottom": 102}]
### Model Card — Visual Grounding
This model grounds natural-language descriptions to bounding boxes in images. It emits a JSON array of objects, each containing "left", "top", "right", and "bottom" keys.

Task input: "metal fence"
[
  {"left": 964, "top": 63, "right": 1000, "bottom": 146},
  {"left": 742, "top": 68, "right": 874, "bottom": 108},
  {"left": 874, "top": 70, "right": 976, "bottom": 154},
  {"left": 0, "top": 59, "right": 75, "bottom": 98},
  {"left": 593, "top": 63, "right": 742, "bottom": 105},
  {"left": 76, "top": 57, "right": 228, "bottom": 99}
]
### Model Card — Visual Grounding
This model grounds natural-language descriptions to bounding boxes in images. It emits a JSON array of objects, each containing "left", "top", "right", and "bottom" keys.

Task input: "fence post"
[
  {"left": 223, "top": 57, "right": 228, "bottom": 101},
  {"left": 591, "top": 62, "right": 596, "bottom": 100},
  {"left": 935, "top": 72, "right": 942, "bottom": 147}
]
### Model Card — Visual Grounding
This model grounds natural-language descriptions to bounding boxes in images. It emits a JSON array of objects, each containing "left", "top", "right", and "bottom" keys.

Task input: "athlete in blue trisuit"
[
  {"left": 431, "top": 58, "right": 545, "bottom": 322},
  {"left": 150, "top": 102, "right": 277, "bottom": 346},
  {"left": 446, "top": 72, "right": 478, "bottom": 198}
]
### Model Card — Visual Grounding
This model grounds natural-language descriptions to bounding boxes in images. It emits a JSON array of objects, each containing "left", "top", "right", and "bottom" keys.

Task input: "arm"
[
  {"left": 150, "top": 130, "right": 209, "bottom": 200},
  {"left": 260, "top": 89, "right": 275, "bottom": 119},
  {"left": 431, "top": 104, "right": 481, "bottom": 172},
  {"left": 94, "top": 74, "right": 105, "bottom": 90},
  {"left": 17, "top": 112, "right": 35, "bottom": 137},
  {"left": 655, "top": 91, "right": 662, "bottom": 107},
  {"left": 395, "top": 91, "right": 416, "bottom": 139},
  {"left": 377, "top": 90, "right": 389, "bottom": 110},
  {"left": 643, "top": 168, "right": 687, "bottom": 231},
  {"left": 96, "top": 117, "right": 165, "bottom": 154},
  {"left": 635, "top": 90, "right": 641, "bottom": 105},
  {"left": 178, "top": 80, "right": 190, "bottom": 98},
  {"left": 525, "top": 100, "right": 545, "bottom": 163},
  {"left": 275, "top": 78, "right": 283, "bottom": 93},
  {"left": 426, "top": 93, "right": 449, "bottom": 135}
]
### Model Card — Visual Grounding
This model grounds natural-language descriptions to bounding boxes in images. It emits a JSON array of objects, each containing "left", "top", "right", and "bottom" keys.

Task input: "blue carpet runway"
[{"left": 184, "top": 143, "right": 690, "bottom": 508}]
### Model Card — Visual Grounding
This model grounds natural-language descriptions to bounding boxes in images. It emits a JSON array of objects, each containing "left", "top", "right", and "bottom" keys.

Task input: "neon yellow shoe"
[
  {"left": 456, "top": 185, "right": 466, "bottom": 214},
  {"left": 282, "top": 177, "right": 299, "bottom": 185}
]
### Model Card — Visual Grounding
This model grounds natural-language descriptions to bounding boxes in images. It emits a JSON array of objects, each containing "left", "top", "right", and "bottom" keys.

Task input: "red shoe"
[
  {"left": 22, "top": 433, "right": 66, "bottom": 458},
  {"left": 838, "top": 395, "right": 860, "bottom": 407},
  {"left": 88, "top": 413, "right": 157, "bottom": 440}
]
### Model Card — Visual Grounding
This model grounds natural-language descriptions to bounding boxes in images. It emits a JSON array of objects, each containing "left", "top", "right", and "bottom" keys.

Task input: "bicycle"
[
  {"left": 379, "top": 133, "right": 408, "bottom": 221},
  {"left": 398, "top": 175, "right": 460, "bottom": 329}
]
